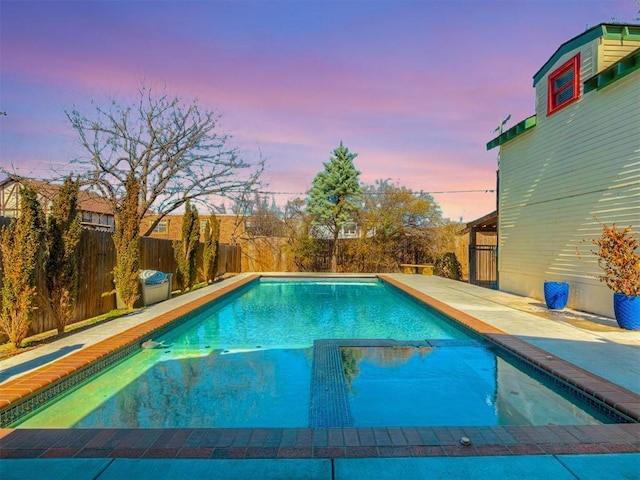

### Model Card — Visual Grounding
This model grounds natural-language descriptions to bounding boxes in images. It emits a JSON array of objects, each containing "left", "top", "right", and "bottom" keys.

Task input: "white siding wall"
[{"left": 498, "top": 69, "right": 640, "bottom": 317}]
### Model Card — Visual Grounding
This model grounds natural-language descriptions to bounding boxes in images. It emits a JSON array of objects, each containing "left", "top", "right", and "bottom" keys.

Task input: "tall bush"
[
  {"left": 113, "top": 173, "right": 141, "bottom": 310},
  {"left": 0, "top": 185, "right": 45, "bottom": 348},
  {"left": 202, "top": 214, "right": 220, "bottom": 283},
  {"left": 174, "top": 200, "right": 200, "bottom": 291},
  {"left": 434, "top": 252, "right": 462, "bottom": 280},
  {"left": 43, "top": 176, "right": 82, "bottom": 334}
]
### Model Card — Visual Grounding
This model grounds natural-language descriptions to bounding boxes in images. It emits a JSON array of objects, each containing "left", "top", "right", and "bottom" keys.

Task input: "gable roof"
[
  {"left": 0, "top": 176, "right": 113, "bottom": 215},
  {"left": 532, "top": 23, "right": 640, "bottom": 87}
]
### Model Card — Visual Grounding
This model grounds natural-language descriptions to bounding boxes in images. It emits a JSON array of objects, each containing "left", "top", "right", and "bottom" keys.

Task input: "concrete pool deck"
[
  {"left": 1, "top": 454, "right": 639, "bottom": 479},
  {"left": 0, "top": 273, "right": 638, "bottom": 479}
]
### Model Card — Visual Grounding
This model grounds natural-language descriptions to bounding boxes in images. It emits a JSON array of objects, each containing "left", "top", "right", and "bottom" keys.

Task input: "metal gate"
[{"left": 469, "top": 245, "right": 498, "bottom": 289}]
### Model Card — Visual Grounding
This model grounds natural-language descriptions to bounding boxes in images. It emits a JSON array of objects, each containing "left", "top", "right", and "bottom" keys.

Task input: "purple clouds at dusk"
[{"left": 0, "top": 0, "right": 636, "bottom": 221}]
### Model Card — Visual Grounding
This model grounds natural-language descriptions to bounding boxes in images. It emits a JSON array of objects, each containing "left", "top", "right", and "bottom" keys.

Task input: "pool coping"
[{"left": 0, "top": 273, "right": 638, "bottom": 459}]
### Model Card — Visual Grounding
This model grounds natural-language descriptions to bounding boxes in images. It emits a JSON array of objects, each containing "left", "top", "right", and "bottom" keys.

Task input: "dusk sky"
[{"left": 1, "top": 0, "right": 637, "bottom": 221}]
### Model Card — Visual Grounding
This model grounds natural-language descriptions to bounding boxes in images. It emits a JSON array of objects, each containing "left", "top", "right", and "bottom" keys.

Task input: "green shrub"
[
  {"left": 0, "top": 185, "right": 45, "bottom": 348},
  {"left": 43, "top": 176, "right": 82, "bottom": 334},
  {"left": 174, "top": 200, "right": 200, "bottom": 291},
  {"left": 434, "top": 252, "right": 462, "bottom": 280},
  {"left": 202, "top": 214, "right": 220, "bottom": 283},
  {"left": 113, "top": 173, "right": 140, "bottom": 310}
]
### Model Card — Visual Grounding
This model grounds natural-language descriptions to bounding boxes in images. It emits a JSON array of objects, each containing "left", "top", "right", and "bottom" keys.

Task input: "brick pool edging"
[
  {"left": 1, "top": 424, "right": 639, "bottom": 459},
  {"left": 0, "top": 273, "right": 638, "bottom": 459}
]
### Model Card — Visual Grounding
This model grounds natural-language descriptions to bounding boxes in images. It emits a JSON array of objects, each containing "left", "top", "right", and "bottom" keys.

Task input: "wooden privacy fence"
[{"left": 0, "top": 222, "right": 241, "bottom": 337}]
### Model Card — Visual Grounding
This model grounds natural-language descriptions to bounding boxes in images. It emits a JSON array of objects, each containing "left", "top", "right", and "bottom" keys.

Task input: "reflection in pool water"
[{"left": 341, "top": 346, "right": 610, "bottom": 427}]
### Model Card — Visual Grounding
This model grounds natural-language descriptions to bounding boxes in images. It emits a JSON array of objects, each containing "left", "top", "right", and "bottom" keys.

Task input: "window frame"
[
  {"left": 547, "top": 53, "right": 581, "bottom": 116},
  {"left": 153, "top": 219, "right": 168, "bottom": 234}
]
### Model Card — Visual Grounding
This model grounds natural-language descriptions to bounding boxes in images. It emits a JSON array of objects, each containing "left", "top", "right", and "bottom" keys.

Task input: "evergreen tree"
[
  {"left": 307, "top": 142, "right": 362, "bottom": 272},
  {"left": 202, "top": 214, "right": 220, "bottom": 283},
  {"left": 173, "top": 200, "right": 200, "bottom": 291},
  {"left": 202, "top": 218, "right": 213, "bottom": 283},
  {"left": 210, "top": 213, "right": 220, "bottom": 279},
  {"left": 113, "top": 172, "right": 140, "bottom": 310},
  {"left": 0, "top": 185, "right": 45, "bottom": 348},
  {"left": 43, "top": 176, "right": 82, "bottom": 334}
]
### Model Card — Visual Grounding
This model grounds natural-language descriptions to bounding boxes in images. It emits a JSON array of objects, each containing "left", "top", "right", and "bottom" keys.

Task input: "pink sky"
[{"left": 0, "top": 0, "right": 636, "bottom": 221}]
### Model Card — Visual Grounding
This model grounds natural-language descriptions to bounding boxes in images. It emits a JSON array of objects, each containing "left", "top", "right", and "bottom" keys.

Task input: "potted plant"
[{"left": 585, "top": 222, "right": 640, "bottom": 330}]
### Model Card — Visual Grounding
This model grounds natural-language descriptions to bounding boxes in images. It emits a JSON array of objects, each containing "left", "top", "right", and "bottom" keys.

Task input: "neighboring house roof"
[{"left": 0, "top": 176, "right": 114, "bottom": 215}]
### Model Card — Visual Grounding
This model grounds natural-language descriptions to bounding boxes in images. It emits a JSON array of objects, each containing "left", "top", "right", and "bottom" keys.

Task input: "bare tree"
[{"left": 66, "top": 86, "right": 264, "bottom": 235}]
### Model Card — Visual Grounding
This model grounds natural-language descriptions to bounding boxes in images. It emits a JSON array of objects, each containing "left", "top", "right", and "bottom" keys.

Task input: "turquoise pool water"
[
  {"left": 20, "top": 347, "right": 312, "bottom": 428},
  {"left": 14, "top": 278, "right": 612, "bottom": 428},
  {"left": 341, "top": 346, "right": 609, "bottom": 427},
  {"left": 163, "top": 278, "right": 472, "bottom": 349}
]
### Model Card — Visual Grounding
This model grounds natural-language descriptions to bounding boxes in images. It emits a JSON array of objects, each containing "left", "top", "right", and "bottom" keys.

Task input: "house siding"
[
  {"left": 141, "top": 214, "right": 244, "bottom": 244},
  {"left": 0, "top": 178, "right": 114, "bottom": 230},
  {"left": 598, "top": 37, "right": 640, "bottom": 71},
  {"left": 499, "top": 69, "right": 640, "bottom": 317}
]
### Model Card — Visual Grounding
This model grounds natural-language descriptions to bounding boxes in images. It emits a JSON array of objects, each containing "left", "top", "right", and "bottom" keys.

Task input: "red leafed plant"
[{"left": 586, "top": 222, "right": 640, "bottom": 297}]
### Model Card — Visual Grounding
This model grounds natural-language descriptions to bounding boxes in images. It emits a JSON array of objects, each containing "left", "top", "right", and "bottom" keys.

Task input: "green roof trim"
[
  {"left": 486, "top": 115, "right": 537, "bottom": 151},
  {"left": 583, "top": 47, "right": 640, "bottom": 93},
  {"left": 532, "top": 23, "right": 640, "bottom": 87}
]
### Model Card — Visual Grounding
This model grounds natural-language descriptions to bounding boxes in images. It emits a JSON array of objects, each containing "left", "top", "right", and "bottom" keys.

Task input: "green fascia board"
[
  {"left": 486, "top": 115, "right": 537, "bottom": 151},
  {"left": 583, "top": 47, "right": 640, "bottom": 93},
  {"left": 533, "top": 23, "right": 640, "bottom": 87}
]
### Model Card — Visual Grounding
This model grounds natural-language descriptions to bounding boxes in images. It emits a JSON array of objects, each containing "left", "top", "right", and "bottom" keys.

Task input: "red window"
[{"left": 547, "top": 53, "right": 580, "bottom": 115}]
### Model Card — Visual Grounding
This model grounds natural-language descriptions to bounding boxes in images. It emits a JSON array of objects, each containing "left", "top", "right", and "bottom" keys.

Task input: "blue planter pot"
[
  {"left": 544, "top": 281, "right": 569, "bottom": 310},
  {"left": 613, "top": 293, "right": 640, "bottom": 330}
]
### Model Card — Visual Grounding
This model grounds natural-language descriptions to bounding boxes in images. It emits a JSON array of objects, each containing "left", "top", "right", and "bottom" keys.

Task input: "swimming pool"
[{"left": 12, "top": 278, "right": 616, "bottom": 428}]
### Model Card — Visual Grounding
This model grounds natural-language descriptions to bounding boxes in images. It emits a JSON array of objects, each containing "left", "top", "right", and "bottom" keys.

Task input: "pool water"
[
  {"left": 19, "top": 347, "right": 312, "bottom": 428},
  {"left": 14, "top": 278, "right": 613, "bottom": 428},
  {"left": 341, "top": 346, "right": 609, "bottom": 426},
  {"left": 165, "top": 278, "right": 471, "bottom": 349}
]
